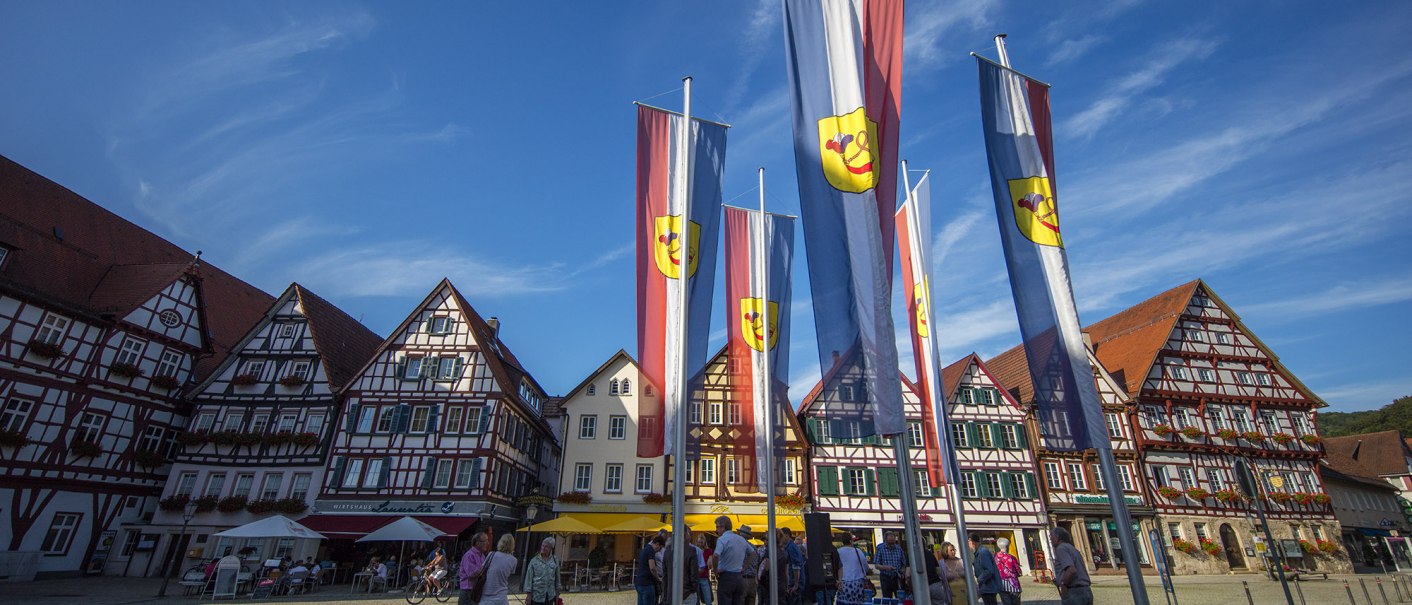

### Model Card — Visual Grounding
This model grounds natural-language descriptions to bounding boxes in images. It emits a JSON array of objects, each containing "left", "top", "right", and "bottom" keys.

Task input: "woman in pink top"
[{"left": 993, "top": 538, "right": 1023, "bottom": 605}]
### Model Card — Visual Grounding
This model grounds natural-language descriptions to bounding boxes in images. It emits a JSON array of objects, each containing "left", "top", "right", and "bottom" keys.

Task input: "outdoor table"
[{"left": 351, "top": 572, "right": 374, "bottom": 593}]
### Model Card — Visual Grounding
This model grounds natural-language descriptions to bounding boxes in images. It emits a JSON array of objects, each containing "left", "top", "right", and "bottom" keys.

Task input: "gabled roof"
[
  {"left": 87, "top": 262, "right": 191, "bottom": 315},
  {"left": 293, "top": 284, "right": 383, "bottom": 391},
  {"left": 559, "top": 349, "right": 640, "bottom": 404},
  {"left": 1083, "top": 280, "right": 1198, "bottom": 396},
  {"left": 985, "top": 342, "right": 1130, "bottom": 408},
  {"left": 1319, "top": 463, "right": 1399, "bottom": 492},
  {"left": 1323, "top": 430, "right": 1412, "bottom": 478},
  {"left": 0, "top": 155, "right": 272, "bottom": 379},
  {"left": 798, "top": 352, "right": 1017, "bottom": 419}
]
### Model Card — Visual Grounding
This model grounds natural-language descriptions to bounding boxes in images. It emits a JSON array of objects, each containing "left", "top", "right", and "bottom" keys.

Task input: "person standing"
[
  {"left": 969, "top": 534, "right": 1001, "bottom": 605},
  {"left": 477, "top": 535, "right": 518, "bottom": 605},
  {"left": 993, "top": 538, "right": 1023, "bottom": 605},
  {"left": 873, "top": 532, "right": 907, "bottom": 599},
  {"left": 636, "top": 536, "right": 666, "bottom": 605},
  {"left": 523, "top": 538, "right": 563, "bottom": 605},
  {"left": 758, "top": 532, "right": 790, "bottom": 605},
  {"left": 835, "top": 534, "right": 869, "bottom": 605},
  {"left": 940, "top": 543, "right": 966, "bottom": 605},
  {"left": 738, "top": 527, "right": 759, "bottom": 605},
  {"left": 1049, "top": 528, "right": 1092, "bottom": 605},
  {"left": 922, "top": 542, "right": 951, "bottom": 605},
  {"left": 459, "top": 532, "right": 492, "bottom": 605},
  {"left": 710, "top": 516, "right": 749, "bottom": 605},
  {"left": 696, "top": 533, "right": 715, "bottom": 605},
  {"left": 781, "top": 528, "right": 806, "bottom": 603},
  {"left": 666, "top": 529, "right": 703, "bottom": 605}
]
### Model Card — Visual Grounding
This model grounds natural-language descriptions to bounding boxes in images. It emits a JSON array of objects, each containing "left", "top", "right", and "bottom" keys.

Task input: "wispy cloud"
[
  {"left": 291, "top": 243, "right": 569, "bottom": 299},
  {"left": 1045, "top": 35, "right": 1105, "bottom": 66},
  {"left": 1063, "top": 36, "right": 1218, "bottom": 140},
  {"left": 905, "top": 0, "right": 998, "bottom": 70},
  {"left": 1318, "top": 379, "right": 1412, "bottom": 411},
  {"left": 1241, "top": 279, "right": 1412, "bottom": 322}
]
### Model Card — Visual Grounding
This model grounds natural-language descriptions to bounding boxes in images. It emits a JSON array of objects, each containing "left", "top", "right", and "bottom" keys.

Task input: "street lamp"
[{"left": 156, "top": 499, "right": 199, "bottom": 597}]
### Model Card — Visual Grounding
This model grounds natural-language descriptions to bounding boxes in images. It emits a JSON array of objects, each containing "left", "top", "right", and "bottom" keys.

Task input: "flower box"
[
  {"left": 1298, "top": 540, "right": 1318, "bottom": 554},
  {"left": 160, "top": 495, "right": 191, "bottom": 511},
  {"left": 641, "top": 493, "right": 669, "bottom": 504},
  {"left": 262, "top": 432, "right": 294, "bottom": 446},
  {"left": 1185, "top": 487, "right": 1210, "bottom": 500},
  {"left": 1157, "top": 486, "right": 1184, "bottom": 500},
  {"left": 110, "top": 362, "right": 144, "bottom": 378},
  {"left": 1292, "top": 492, "right": 1314, "bottom": 505},
  {"left": 1172, "top": 538, "right": 1199, "bottom": 555},
  {"left": 176, "top": 431, "right": 209, "bottom": 446},
  {"left": 1216, "top": 429, "right": 1239, "bottom": 440},
  {"left": 150, "top": 375, "right": 181, "bottom": 390},
  {"left": 217, "top": 496, "right": 248, "bottom": 513},
  {"left": 557, "top": 492, "right": 592, "bottom": 504},
  {"left": 1269, "top": 492, "right": 1292, "bottom": 503},
  {"left": 230, "top": 373, "right": 259, "bottom": 386},
  {"left": 1241, "top": 431, "right": 1265, "bottom": 442},
  {"left": 245, "top": 499, "right": 278, "bottom": 514},
  {"left": 1271, "top": 433, "right": 1296, "bottom": 445},
  {"left": 775, "top": 493, "right": 808, "bottom": 509},
  {"left": 0, "top": 430, "right": 31, "bottom": 448},
  {"left": 1214, "top": 489, "right": 1243, "bottom": 503},
  {"left": 1300, "top": 434, "right": 1322, "bottom": 445},
  {"left": 1180, "top": 426, "right": 1205, "bottom": 439},
  {"left": 26, "top": 340, "right": 63, "bottom": 359},
  {"left": 278, "top": 375, "right": 307, "bottom": 388},
  {"left": 1311, "top": 493, "right": 1330, "bottom": 505},
  {"left": 70, "top": 440, "right": 104, "bottom": 458},
  {"left": 1317, "top": 540, "right": 1340, "bottom": 555},
  {"left": 275, "top": 498, "right": 308, "bottom": 514},
  {"left": 292, "top": 432, "right": 320, "bottom": 447},
  {"left": 1152, "top": 424, "right": 1175, "bottom": 437},
  {"left": 1199, "top": 538, "right": 1223, "bottom": 556},
  {"left": 133, "top": 450, "right": 166, "bottom": 468},
  {"left": 193, "top": 496, "right": 219, "bottom": 512}
]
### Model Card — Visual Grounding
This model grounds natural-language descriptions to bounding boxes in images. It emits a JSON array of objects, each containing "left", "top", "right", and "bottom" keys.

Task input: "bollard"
[
  {"left": 1344, "top": 579, "right": 1358, "bottom": 605},
  {"left": 1293, "top": 576, "right": 1307, "bottom": 605},
  {"left": 1378, "top": 577, "right": 1391, "bottom": 604},
  {"left": 1243, "top": 580, "right": 1256, "bottom": 605},
  {"left": 1359, "top": 578, "right": 1374, "bottom": 605}
]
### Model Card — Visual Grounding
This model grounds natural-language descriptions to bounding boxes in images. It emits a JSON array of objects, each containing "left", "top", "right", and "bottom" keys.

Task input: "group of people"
[
  {"left": 629, "top": 518, "right": 1093, "bottom": 605},
  {"left": 455, "top": 530, "right": 566, "bottom": 605}
]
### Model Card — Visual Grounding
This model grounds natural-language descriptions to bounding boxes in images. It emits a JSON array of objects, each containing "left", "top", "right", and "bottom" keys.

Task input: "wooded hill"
[{"left": 1319, "top": 395, "right": 1412, "bottom": 437}]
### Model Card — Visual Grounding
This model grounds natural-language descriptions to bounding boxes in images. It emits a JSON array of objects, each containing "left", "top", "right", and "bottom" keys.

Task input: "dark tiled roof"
[
  {"left": 294, "top": 284, "right": 383, "bottom": 391},
  {"left": 0, "top": 155, "right": 272, "bottom": 379},
  {"left": 1319, "top": 463, "right": 1399, "bottom": 492},
  {"left": 1323, "top": 430, "right": 1412, "bottom": 478}
]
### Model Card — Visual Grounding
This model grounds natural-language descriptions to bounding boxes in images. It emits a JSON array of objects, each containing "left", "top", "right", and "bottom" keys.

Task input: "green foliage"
[{"left": 1320, "top": 395, "right": 1412, "bottom": 437}]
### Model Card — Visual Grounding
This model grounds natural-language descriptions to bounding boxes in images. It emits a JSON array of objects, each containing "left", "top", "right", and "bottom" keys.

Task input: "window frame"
[
  {"left": 1044, "top": 462, "right": 1063, "bottom": 490},
  {"left": 573, "top": 463, "right": 593, "bottom": 492},
  {"left": 579, "top": 415, "right": 597, "bottom": 440},
  {"left": 604, "top": 464, "right": 624, "bottom": 493},
  {"left": 1, "top": 397, "right": 34, "bottom": 433},
  {"left": 1067, "top": 463, "right": 1087, "bottom": 491},
  {"left": 156, "top": 350, "right": 182, "bottom": 378},
  {"left": 116, "top": 337, "right": 146, "bottom": 366},
  {"left": 700, "top": 459, "right": 716, "bottom": 485},
  {"left": 40, "top": 512, "right": 83, "bottom": 554},
  {"left": 635, "top": 464, "right": 653, "bottom": 493},
  {"left": 608, "top": 415, "right": 627, "bottom": 440}
]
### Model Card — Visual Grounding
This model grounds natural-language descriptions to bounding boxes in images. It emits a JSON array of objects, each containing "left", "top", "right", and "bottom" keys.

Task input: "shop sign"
[
  {"left": 317, "top": 500, "right": 470, "bottom": 514},
  {"left": 1073, "top": 495, "right": 1142, "bottom": 505}
]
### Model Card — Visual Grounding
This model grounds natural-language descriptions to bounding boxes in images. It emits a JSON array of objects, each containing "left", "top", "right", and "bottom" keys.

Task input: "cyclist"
[{"left": 426, "top": 544, "right": 449, "bottom": 593}]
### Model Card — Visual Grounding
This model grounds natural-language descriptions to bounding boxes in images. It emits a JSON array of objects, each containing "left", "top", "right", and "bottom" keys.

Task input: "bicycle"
[{"left": 406, "top": 572, "right": 454, "bottom": 604}]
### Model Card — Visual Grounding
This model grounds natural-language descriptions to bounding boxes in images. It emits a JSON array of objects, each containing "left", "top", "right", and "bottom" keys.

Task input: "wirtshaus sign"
[
  {"left": 316, "top": 500, "right": 477, "bottom": 514},
  {"left": 1073, "top": 495, "right": 1144, "bottom": 506}
]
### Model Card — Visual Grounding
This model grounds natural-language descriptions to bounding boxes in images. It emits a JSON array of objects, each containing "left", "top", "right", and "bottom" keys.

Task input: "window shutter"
[
  {"left": 1016, "top": 424, "right": 1029, "bottom": 449},
  {"left": 1001, "top": 473, "right": 1016, "bottom": 499},
  {"left": 480, "top": 407, "right": 491, "bottom": 433},
  {"left": 331, "top": 458, "right": 346, "bottom": 490},
  {"left": 991, "top": 424, "right": 1005, "bottom": 449},
  {"left": 1024, "top": 473, "right": 1037, "bottom": 499},
  {"left": 453, "top": 357, "right": 465, "bottom": 379},
  {"left": 817, "top": 466, "right": 839, "bottom": 496},
  {"left": 422, "top": 457, "right": 437, "bottom": 489},
  {"left": 470, "top": 458, "right": 484, "bottom": 489},
  {"left": 879, "top": 468, "right": 899, "bottom": 497},
  {"left": 396, "top": 359, "right": 406, "bottom": 380},
  {"left": 865, "top": 469, "right": 877, "bottom": 496},
  {"left": 965, "top": 423, "right": 979, "bottom": 448},
  {"left": 427, "top": 406, "right": 440, "bottom": 433},
  {"left": 396, "top": 404, "right": 411, "bottom": 433},
  {"left": 978, "top": 473, "right": 993, "bottom": 499},
  {"left": 447, "top": 318, "right": 457, "bottom": 334},
  {"left": 345, "top": 404, "right": 359, "bottom": 432},
  {"left": 379, "top": 457, "right": 392, "bottom": 489}
]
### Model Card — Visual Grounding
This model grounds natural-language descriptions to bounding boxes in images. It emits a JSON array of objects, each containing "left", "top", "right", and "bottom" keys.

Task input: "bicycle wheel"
[
  {"left": 434, "top": 582, "right": 453, "bottom": 603},
  {"left": 405, "top": 580, "right": 428, "bottom": 605}
]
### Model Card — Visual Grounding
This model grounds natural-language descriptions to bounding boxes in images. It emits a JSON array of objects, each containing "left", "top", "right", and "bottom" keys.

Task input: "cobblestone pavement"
[{"left": 3, "top": 574, "right": 1411, "bottom": 605}]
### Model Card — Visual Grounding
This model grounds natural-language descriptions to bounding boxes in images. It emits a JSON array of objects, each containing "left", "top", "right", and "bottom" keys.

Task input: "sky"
[{"left": 2, "top": 1, "right": 1409, "bottom": 413}]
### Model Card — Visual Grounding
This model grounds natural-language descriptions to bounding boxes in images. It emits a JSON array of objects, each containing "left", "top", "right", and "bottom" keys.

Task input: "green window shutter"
[
  {"left": 865, "top": 469, "right": 877, "bottom": 496},
  {"left": 345, "top": 404, "right": 360, "bottom": 432},
  {"left": 1024, "top": 473, "right": 1037, "bottom": 499},
  {"left": 1016, "top": 424, "right": 1029, "bottom": 449},
  {"left": 453, "top": 357, "right": 465, "bottom": 379},
  {"left": 976, "top": 473, "right": 990, "bottom": 499},
  {"left": 379, "top": 456, "right": 392, "bottom": 488},
  {"left": 1001, "top": 473, "right": 1016, "bottom": 499},
  {"left": 964, "top": 423, "right": 979, "bottom": 448},
  {"left": 818, "top": 466, "right": 839, "bottom": 496},
  {"left": 396, "top": 359, "right": 406, "bottom": 380},
  {"left": 427, "top": 406, "right": 440, "bottom": 433},
  {"left": 422, "top": 457, "right": 437, "bottom": 489},
  {"left": 470, "top": 458, "right": 484, "bottom": 489},
  {"left": 396, "top": 404, "right": 411, "bottom": 433},
  {"left": 330, "top": 458, "right": 346, "bottom": 490},
  {"left": 879, "top": 468, "right": 899, "bottom": 497},
  {"left": 991, "top": 424, "right": 1005, "bottom": 449},
  {"left": 480, "top": 407, "right": 491, "bottom": 433}
]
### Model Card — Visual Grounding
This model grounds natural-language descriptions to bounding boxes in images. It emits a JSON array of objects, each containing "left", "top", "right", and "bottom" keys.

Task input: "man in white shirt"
[{"left": 710, "top": 516, "right": 750, "bottom": 605}]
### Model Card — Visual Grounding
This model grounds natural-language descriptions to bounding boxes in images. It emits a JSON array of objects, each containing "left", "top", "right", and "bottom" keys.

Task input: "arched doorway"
[{"left": 1220, "top": 524, "right": 1246, "bottom": 569}]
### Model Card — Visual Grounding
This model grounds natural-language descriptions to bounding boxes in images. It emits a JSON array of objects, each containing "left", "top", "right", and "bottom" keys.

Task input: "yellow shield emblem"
[
  {"left": 816, "top": 107, "right": 880, "bottom": 193},
  {"left": 913, "top": 279, "right": 930, "bottom": 339},
  {"left": 739, "top": 298, "right": 780, "bottom": 352},
  {"left": 1007, "top": 176, "right": 1063, "bottom": 248},
  {"left": 653, "top": 215, "right": 700, "bottom": 279}
]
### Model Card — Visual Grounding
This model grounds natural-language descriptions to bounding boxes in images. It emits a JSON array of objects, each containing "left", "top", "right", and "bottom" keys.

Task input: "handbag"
[
  {"left": 467, "top": 553, "right": 495, "bottom": 602},
  {"left": 855, "top": 549, "right": 875, "bottom": 592}
]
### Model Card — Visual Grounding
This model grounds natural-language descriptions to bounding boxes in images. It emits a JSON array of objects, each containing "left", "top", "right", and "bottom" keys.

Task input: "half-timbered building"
[
  {"left": 307, "top": 279, "right": 559, "bottom": 544},
  {"left": 1084, "top": 280, "right": 1349, "bottom": 574},
  {"left": 0, "top": 155, "right": 272, "bottom": 577},
  {"left": 129, "top": 284, "right": 381, "bottom": 575},
  {"left": 801, "top": 355, "right": 1047, "bottom": 567},
  {"left": 987, "top": 343, "right": 1159, "bottom": 572}
]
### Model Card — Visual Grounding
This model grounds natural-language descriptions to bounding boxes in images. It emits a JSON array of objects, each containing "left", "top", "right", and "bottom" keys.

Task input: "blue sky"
[{"left": 2, "top": 1, "right": 1408, "bottom": 412}]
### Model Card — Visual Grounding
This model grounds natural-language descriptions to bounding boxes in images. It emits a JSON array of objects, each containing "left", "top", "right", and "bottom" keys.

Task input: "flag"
[
  {"left": 895, "top": 173, "right": 956, "bottom": 486},
  {"left": 976, "top": 56, "right": 1106, "bottom": 452},
  {"left": 724, "top": 206, "right": 795, "bottom": 492},
  {"left": 782, "top": 0, "right": 905, "bottom": 437},
  {"left": 636, "top": 104, "right": 726, "bottom": 457}
]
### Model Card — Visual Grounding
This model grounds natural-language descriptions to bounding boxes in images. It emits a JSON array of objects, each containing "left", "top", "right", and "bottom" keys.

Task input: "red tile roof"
[
  {"left": 294, "top": 284, "right": 383, "bottom": 391},
  {"left": 1083, "top": 280, "right": 1199, "bottom": 396},
  {"left": 1323, "top": 430, "right": 1412, "bottom": 478},
  {"left": 0, "top": 155, "right": 272, "bottom": 379}
]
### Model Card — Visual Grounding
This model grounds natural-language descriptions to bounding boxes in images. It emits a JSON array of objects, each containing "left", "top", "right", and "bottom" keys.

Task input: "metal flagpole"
[
  {"left": 900, "top": 161, "right": 976, "bottom": 605},
  {"left": 669, "top": 75, "right": 692, "bottom": 605},
  {"left": 993, "top": 34, "right": 1151, "bottom": 605},
  {"left": 759, "top": 167, "right": 780, "bottom": 605}
]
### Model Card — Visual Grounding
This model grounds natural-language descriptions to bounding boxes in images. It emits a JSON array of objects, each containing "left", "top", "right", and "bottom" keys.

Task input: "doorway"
[{"left": 1219, "top": 524, "right": 1245, "bottom": 569}]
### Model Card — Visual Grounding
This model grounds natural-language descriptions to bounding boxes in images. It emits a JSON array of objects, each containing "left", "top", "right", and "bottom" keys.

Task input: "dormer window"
[
  {"left": 621, "top": 378, "right": 632, "bottom": 396},
  {"left": 587, "top": 384, "right": 596, "bottom": 396},
  {"left": 609, "top": 379, "right": 620, "bottom": 396},
  {"left": 279, "top": 324, "right": 295, "bottom": 338},
  {"left": 35, "top": 314, "right": 70, "bottom": 345}
]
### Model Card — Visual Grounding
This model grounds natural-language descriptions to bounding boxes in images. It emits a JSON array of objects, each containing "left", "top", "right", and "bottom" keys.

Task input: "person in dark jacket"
[
  {"left": 664, "top": 530, "right": 702, "bottom": 605},
  {"left": 968, "top": 534, "right": 1001, "bottom": 605}
]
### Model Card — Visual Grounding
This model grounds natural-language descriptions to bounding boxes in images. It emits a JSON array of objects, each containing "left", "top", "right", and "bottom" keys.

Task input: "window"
[
  {"left": 1091, "top": 465, "right": 1105, "bottom": 490},
  {"left": 951, "top": 424, "right": 969, "bottom": 448},
  {"left": 1044, "top": 462, "right": 1063, "bottom": 490},
  {"left": 609, "top": 416, "right": 627, "bottom": 440},
  {"left": 360, "top": 460, "right": 382, "bottom": 489},
  {"left": 1198, "top": 369, "right": 1215, "bottom": 382},
  {"left": 579, "top": 415, "right": 597, "bottom": 439},
  {"left": 428, "top": 316, "right": 450, "bottom": 334},
  {"left": 728, "top": 403, "right": 742, "bottom": 426},
  {"left": 290, "top": 474, "right": 312, "bottom": 500},
  {"left": 78, "top": 412, "right": 105, "bottom": 443},
  {"left": 727, "top": 458, "right": 739, "bottom": 484},
  {"left": 174, "top": 472, "right": 197, "bottom": 497},
  {"left": 709, "top": 402, "right": 723, "bottom": 425},
  {"left": 1009, "top": 474, "right": 1029, "bottom": 498},
  {"left": 247, "top": 413, "right": 268, "bottom": 434},
  {"left": 242, "top": 360, "right": 265, "bottom": 378},
  {"left": 978, "top": 389, "right": 996, "bottom": 406},
  {"left": 1169, "top": 365, "right": 1189, "bottom": 380},
  {"left": 139, "top": 426, "right": 164, "bottom": 452},
  {"left": 120, "top": 530, "right": 141, "bottom": 557},
  {"left": 586, "top": 383, "right": 596, "bottom": 396},
  {"left": 1189, "top": 329, "right": 1205, "bottom": 342},
  {"left": 1257, "top": 373, "right": 1272, "bottom": 386},
  {"left": 961, "top": 473, "right": 978, "bottom": 499},
  {"left": 1106, "top": 413, "right": 1123, "bottom": 438},
  {"left": 1178, "top": 467, "right": 1196, "bottom": 490},
  {"left": 689, "top": 402, "right": 702, "bottom": 425},
  {"left": 1173, "top": 408, "right": 1193, "bottom": 429},
  {"left": 645, "top": 385, "right": 654, "bottom": 396},
  {"left": 959, "top": 389, "right": 974, "bottom": 405},
  {"left": 204, "top": 473, "right": 227, "bottom": 497},
  {"left": 277, "top": 414, "right": 296, "bottom": 433},
  {"left": 1118, "top": 466, "right": 1134, "bottom": 491},
  {"left": 847, "top": 468, "right": 868, "bottom": 494},
  {"left": 116, "top": 338, "right": 145, "bottom": 366},
  {"left": 40, "top": 513, "right": 82, "bottom": 554},
  {"left": 1168, "top": 523, "right": 1183, "bottom": 542},
  {"left": 1237, "top": 372, "right": 1253, "bottom": 385},
  {"left": 621, "top": 379, "right": 632, "bottom": 395},
  {"left": 1207, "top": 469, "right": 1225, "bottom": 491},
  {"left": 574, "top": 463, "right": 592, "bottom": 492},
  {"left": 908, "top": 422, "right": 924, "bottom": 448},
  {"left": 1293, "top": 414, "right": 1312, "bottom": 435},
  {"left": 636, "top": 465, "right": 653, "bottom": 493},
  {"left": 1068, "top": 464, "right": 1087, "bottom": 491},
  {"left": 915, "top": 471, "right": 932, "bottom": 497},
  {"left": 700, "top": 459, "right": 716, "bottom": 484},
  {"left": 1, "top": 397, "right": 33, "bottom": 432},
  {"left": 156, "top": 350, "right": 182, "bottom": 378},
  {"left": 1206, "top": 410, "right": 1225, "bottom": 431},
  {"left": 262, "top": 474, "right": 284, "bottom": 499},
  {"left": 1232, "top": 410, "right": 1251, "bottom": 432},
  {"left": 1151, "top": 465, "right": 1169, "bottom": 487},
  {"left": 1260, "top": 412, "right": 1278, "bottom": 434},
  {"left": 605, "top": 464, "right": 624, "bottom": 493},
  {"left": 1002, "top": 425, "right": 1020, "bottom": 448},
  {"left": 1194, "top": 523, "right": 1209, "bottom": 540},
  {"left": 444, "top": 407, "right": 463, "bottom": 434},
  {"left": 1215, "top": 332, "right": 1230, "bottom": 344},
  {"left": 465, "top": 407, "right": 484, "bottom": 434},
  {"left": 454, "top": 460, "right": 477, "bottom": 489},
  {"left": 410, "top": 407, "right": 431, "bottom": 433},
  {"left": 609, "top": 379, "right": 620, "bottom": 396},
  {"left": 375, "top": 408, "right": 397, "bottom": 433},
  {"left": 1142, "top": 406, "right": 1162, "bottom": 427},
  {"left": 976, "top": 424, "right": 994, "bottom": 448},
  {"left": 232, "top": 474, "right": 254, "bottom": 498},
  {"left": 35, "top": 314, "right": 70, "bottom": 344},
  {"left": 279, "top": 324, "right": 296, "bottom": 338},
  {"left": 784, "top": 459, "right": 798, "bottom": 485},
  {"left": 342, "top": 460, "right": 364, "bottom": 488},
  {"left": 220, "top": 412, "right": 244, "bottom": 432},
  {"left": 434, "top": 356, "right": 460, "bottom": 381},
  {"left": 434, "top": 460, "right": 454, "bottom": 489},
  {"left": 685, "top": 460, "right": 695, "bottom": 484},
  {"left": 403, "top": 357, "right": 423, "bottom": 380},
  {"left": 305, "top": 413, "right": 325, "bottom": 435}
]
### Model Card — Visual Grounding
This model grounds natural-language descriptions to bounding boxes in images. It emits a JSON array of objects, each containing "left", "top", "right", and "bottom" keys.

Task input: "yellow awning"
[
  {"left": 682, "top": 514, "right": 806, "bottom": 534},
  {"left": 518, "top": 516, "right": 603, "bottom": 534},
  {"left": 599, "top": 515, "right": 671, "bottom": 534}
]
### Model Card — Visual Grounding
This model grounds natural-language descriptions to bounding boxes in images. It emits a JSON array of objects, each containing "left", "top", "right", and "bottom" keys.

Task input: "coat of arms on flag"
[
  {"left": 1007, "top": 176, "right": 1062, "bottom": 247},
  {"left": 912, "top": 279, "right": 930, "bottom": 338},
  {"left": 739, "top": 297, "right": 780, "bottom": 352},
  {"left": 817, "top": 107, "right": 880, "bottom": 193},
  {"left": 653, "top": 215, "right": 701, "bottom": 278}
]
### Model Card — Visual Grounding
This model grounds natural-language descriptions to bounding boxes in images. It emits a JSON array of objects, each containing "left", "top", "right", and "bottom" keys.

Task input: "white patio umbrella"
[
  {"left": 214, "top": 516, "right": 327, "bottom": 540},
  {"left": 355, "top": 517, "right": 446, "bottom": 543}
]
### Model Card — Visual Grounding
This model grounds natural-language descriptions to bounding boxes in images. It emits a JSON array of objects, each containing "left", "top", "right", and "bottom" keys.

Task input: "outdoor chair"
[{"left": 284, "top": 570, "right": 311, "bottom": 595}]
